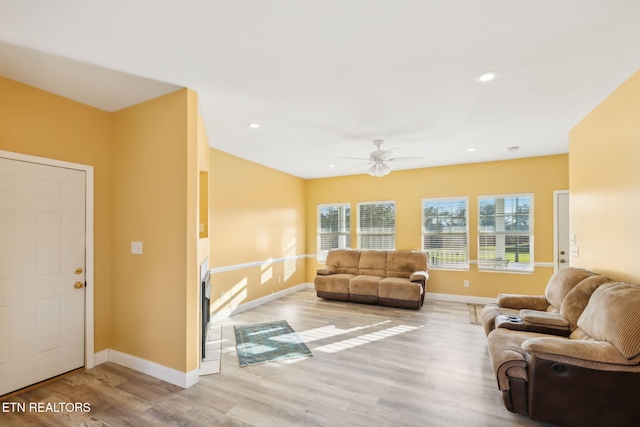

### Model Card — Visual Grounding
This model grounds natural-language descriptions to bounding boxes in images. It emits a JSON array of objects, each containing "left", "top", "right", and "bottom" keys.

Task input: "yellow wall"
[
  {"left": 305, "top": 155, "right": 569, "bottom": 298},
  {"left": 569, "top": 69, "right": 640, "bottom": 283},
  {"left": 111, "top": 89, "right": 199, "bottom": 372},
  {"left": 196, "top": 114, "right": 210, "bottom": 366},
  {"left": 209, "top": 148, "right": 306, "bottom": 314},
  {"left": 0, "top": 77, "right": 113, "bottom": 351}
]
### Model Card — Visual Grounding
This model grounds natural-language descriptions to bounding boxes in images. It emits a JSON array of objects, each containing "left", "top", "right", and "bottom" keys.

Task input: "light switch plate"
[
  {"left": 570, "top": 245, "right": 579, "bottom": 258},
  {"left": 131, "top": 241, "right": 143, "bottom": 255}
]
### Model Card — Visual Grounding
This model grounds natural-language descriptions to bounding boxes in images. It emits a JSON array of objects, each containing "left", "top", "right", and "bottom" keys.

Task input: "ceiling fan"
[{"left": 342, "top": 140, "right": 425, "bottom": 177}]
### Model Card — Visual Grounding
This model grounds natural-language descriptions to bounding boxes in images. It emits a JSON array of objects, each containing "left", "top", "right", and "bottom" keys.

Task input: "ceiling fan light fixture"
[{"left": 368, "top": 162, "right": 391, "bottom": 177}]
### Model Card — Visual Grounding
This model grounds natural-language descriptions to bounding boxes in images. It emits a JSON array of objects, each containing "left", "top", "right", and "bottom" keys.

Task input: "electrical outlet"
[{"left": 464, "top": 280, "right": 470, "bottom": 288}]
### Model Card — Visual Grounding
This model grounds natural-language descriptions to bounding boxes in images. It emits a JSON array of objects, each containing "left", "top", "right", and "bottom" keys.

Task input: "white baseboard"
[
  {"left": 91, "top": 283, "right": 315, "bottom": 389},
  {"left": 93, "top": 349, "right": 199, "bottom": 389},
  {"left": 94, "top": 349, "right": 109, "bottom": 366},
  {"left": 211, "top": 282, "right": 314, "bottom": 323},
  {"left": 425, "top": 292, "right": 496, "bottom": 305}
]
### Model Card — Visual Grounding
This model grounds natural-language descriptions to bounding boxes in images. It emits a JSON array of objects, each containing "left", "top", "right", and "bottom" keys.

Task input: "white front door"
[
  {"left": 0, "top": 158, "right": 86, "bottom": 395},
  {"left": 554, "top": 190, "right": 570, "bottom": 271}
]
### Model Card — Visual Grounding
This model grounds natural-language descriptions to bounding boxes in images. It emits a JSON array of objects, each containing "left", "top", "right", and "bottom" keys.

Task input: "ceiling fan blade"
[
  {"left": 344, "top": 162, "right": 373, "bottom": 171},
  {"left": 341, "top": 156, "right": 372, "bottom": 161},
  {"left": 386, "top": 156, "right": 426, "bottom": 162},
  {"left": 380, "top": 147, "right": 401, "bottom": 159}
]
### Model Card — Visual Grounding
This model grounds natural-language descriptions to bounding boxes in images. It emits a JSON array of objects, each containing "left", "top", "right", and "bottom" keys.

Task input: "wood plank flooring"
[{"left": 1, "top": 289, "right": 554, "bottom": 426}]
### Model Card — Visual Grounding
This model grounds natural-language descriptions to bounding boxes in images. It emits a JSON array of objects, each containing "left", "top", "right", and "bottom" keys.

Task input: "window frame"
[
  {"left": 316, "top": 203, "right": 351, "bottom": 263},
  {"left": 421, "top": 196, "right": 469, "bottom": 270},
  {"left": 356, "top": 200, "right": 396, "bottom": 250},
  {"left": 477, "top": 193, "right": 534, "bottom": 273}
]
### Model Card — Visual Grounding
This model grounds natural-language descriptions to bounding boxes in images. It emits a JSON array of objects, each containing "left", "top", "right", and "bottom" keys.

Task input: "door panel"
[
  {"left": 0, "top": 157, "right": 86, "bottom": 395},
  {"left": 555, "top": 191, "right": 570, "bottom": 271}
]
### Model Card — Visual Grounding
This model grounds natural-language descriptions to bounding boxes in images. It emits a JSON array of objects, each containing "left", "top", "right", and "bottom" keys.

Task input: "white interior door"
[
  {"left": 0, "top": 158, "right": 86, "bottom": 395},
  {"left": 554, "top": 190, "right": 570, "bottom": 271}
]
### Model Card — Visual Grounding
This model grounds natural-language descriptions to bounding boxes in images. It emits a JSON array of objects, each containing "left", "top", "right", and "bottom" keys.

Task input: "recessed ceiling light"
[
  {"left": 507, "top": 146, "right": 520, "bottom": 152},
  {"left": 475, "top": 71, "right": 498, "bottom": 83},
  {"left": 467, "top": 148, "right": 476, "bottom": 152},
  {"left": 328, "top": 164, "right": 335, "bottom": 168},
  {"left": 248, "top": 123, "right": 260, "bottom": 129}
]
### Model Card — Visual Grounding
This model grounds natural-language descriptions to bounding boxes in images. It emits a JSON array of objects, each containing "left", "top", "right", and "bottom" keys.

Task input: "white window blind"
[
  {"left": 478, "top": 194, "right": 533, "bottom": 272},
  {"left": 422, "top": 198, "right": 469, "bottom": 270},
  {"left": 317, "top": 204, "right": 351, "bottom": 263},
  {"left": 357, "top": 201, "right": 395, "bottom": 250}
]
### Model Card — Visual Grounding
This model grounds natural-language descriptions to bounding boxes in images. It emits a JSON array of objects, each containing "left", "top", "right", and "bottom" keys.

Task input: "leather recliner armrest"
[
  {"left": 522, "top": 337, "right": 637, "bottom": 367},
  {"left": 410, "top": 271, "right": 429, "bottom": 283},
  {"left": 497, "top": 294, "right": 549, "bottom": 311},
  {"left": 520, "top": 310, "right": 569, "bottom": 329},
  {"left": 316, "top": 266, "right": 336, "bottom": 276}
]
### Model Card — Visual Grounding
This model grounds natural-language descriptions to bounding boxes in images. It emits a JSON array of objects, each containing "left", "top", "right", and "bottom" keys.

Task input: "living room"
[{"left": 2, "top": 2, "right": 640, "bottom": 425}]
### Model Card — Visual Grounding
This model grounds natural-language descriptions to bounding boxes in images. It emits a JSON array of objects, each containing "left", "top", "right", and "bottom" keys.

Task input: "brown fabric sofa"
[
  {"left": 480, "top": 267, "right": 609, "bottom": 336},
  {"left": 314, "top": 249, "right": 428, "bottom": 309},
  {"left": 486, "top": 281, "right": 640, "bottom": 427}
]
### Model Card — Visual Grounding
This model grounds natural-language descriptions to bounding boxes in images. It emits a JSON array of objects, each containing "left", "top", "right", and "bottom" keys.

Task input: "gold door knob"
[
  {"left": 74, "top": 281, "right": 84, "bottom": 289},
  {"left": 75, "top": 267, "right": 83, "bottom": 274},
  {"left": 560, "top": 259, "right": 567, "bottom": 264}
]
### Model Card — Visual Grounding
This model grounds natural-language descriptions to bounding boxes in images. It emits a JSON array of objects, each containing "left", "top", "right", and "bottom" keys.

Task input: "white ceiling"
[{"left": 1, "top": 0, "right": 640, "bottom": 179}]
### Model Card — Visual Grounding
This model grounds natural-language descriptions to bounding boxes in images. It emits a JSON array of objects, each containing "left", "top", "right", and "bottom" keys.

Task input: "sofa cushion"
[
  {"left": 577, "top": 282, "right": 640, "bottom": 359},
  {"left": 358, "top": 250, "right": 387, "bottom": 276},
  {"left": 314, "top": 273, "right": 354, "bottom": 294},
  {"left": 385, "top": 250, "right": 427, "bottom": 279},
  {"left": 544, "top": 267, "right": 598, "bottom": 311},
  {"left": 325, "top": 249, "right": 360, "bottom": 275},
  {"left": 379, "top": 277, "right": 421, "bottom": 301},
  {"left": 349, "top": 275, "right": 383, "bottom": 296}
]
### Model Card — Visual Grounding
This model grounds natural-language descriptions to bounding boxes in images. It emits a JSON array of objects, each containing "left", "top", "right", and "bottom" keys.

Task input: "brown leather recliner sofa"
[
  {"left": 314, "top": 249, "right": 428, "bottom": 309},
  {"left": 485, "top": 277, "right": 640, "bottom": 427},
  {"left": 480, "top": 267, "right": 610, "bottom": 337}
]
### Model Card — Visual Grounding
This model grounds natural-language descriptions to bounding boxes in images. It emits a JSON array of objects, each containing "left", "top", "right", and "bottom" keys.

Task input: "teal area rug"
[{"left": 234, "top": 320, "right": 313, "bottom": 367}]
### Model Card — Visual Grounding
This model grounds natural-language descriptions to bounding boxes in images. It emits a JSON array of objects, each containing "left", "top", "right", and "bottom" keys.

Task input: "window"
[
  {"left": 422, "top": 198, "right": 469, "bottom": 270},
  {"left": 478, "top": 194, "right": 533, "bottom": 272},
  {"left": 317, "top": 204, "right": 351, "bottom": 263},
  {"left": 357, "top": 201, "right": 396, "bottom": 249}
]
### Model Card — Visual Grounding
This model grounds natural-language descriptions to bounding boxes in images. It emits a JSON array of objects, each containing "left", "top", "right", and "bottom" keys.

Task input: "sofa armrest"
[
  {"left": 410, "top": 270, "right": 429, "bottom": 283},
  {"left": 316, "top": 266, "right": 336, "bottom": 276},
  {"left": 497, "top": 294, "right": 549, "bottom": 311},
  {"left": 520, "top": 310, "right": 569, "bottom": 328},
  {"left": 487, "top": 329, "right": 530, "bottom": 391},
  {"left": 522, "top": 337, "right": 637, "bottom": 366}
]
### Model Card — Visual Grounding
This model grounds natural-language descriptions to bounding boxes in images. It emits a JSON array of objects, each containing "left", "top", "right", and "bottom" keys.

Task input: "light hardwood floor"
[{"left": 1, "top": 289, "right": 553, "bottom": 426}]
